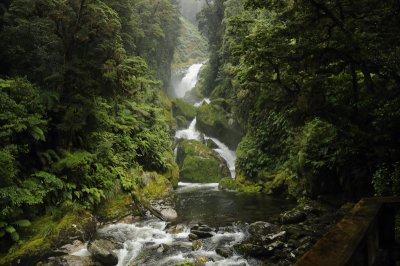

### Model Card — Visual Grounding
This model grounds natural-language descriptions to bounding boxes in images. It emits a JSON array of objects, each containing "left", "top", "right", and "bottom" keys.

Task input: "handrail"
[{"left": 295, "top": 197, "right": 400, "bottom": 266}]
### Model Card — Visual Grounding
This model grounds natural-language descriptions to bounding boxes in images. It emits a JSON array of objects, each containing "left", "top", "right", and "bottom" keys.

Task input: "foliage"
[
  {"left": 0, "top": 0, "right": 180, "bottom": 251},
  {"left": 200, "top": 0, "right": 400, "bottom": 199}
]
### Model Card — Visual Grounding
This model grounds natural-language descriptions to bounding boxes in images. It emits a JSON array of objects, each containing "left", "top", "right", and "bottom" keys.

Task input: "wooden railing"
[{"left": 295, "top": 197, "right": 400, "bottom": 266}]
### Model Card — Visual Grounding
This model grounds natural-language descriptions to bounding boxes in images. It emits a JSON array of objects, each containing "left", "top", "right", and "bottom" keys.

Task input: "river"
[{"left": 76, "top": 63, "right": 294, "bottom": 266}]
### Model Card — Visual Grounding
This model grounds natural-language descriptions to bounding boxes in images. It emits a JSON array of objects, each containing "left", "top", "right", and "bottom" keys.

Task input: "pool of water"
[{"left": 174, "top": 182, "right": 295, "bottom": 226}]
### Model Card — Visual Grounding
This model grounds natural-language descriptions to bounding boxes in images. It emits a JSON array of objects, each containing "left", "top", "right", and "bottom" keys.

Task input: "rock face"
[
  {"left": 87, "top": 239, "right": 119, "bottom": 265},
  {"left": 176, "top": 139, "right": 230, "bottom": 183},
  {"left": 196, "top": 101, "right": 242, "bottom": 149}
]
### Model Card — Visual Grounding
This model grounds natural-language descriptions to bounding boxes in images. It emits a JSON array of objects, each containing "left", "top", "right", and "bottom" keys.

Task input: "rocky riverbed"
[{"left": 36, "top": 199, "right": 354, "bottom": 266}]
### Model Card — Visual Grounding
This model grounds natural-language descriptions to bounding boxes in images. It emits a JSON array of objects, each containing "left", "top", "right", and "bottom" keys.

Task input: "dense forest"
[
  {"left": 1, "top": 0, "right": 400, "bottom": 264},
  {"left": 0, "top": 0, "right": 180, "bottom": 253},
  {"left": 198, "top": 0, "right": 400, "bottom": 199}
]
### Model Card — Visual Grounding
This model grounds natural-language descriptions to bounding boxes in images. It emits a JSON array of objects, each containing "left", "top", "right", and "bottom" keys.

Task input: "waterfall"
[
  {"left": 175, "top": 117, "right": 201, "bottom": 140},
  {"left": 174, "top": 63, "right": 203, "bottom": 98}
]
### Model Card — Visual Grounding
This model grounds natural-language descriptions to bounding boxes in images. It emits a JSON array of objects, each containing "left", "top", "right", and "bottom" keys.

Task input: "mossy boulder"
[
  {"left": 176, "top": 139, "right": 229, "bottom": 183},
  {"left": 172, "top": 99, "right": 196, "bottom": 121},
  {"left": 140, "top": 172, "right": 174, "bottom": 200},
  {"left": 0, "top": 209, "right": 96, "bottom": 265},
  {"left": 95, "top": 193, "right": 138, "bottom": 223},
  {"left": 196, "top": 101, "right": 242, "bottom": 149}
]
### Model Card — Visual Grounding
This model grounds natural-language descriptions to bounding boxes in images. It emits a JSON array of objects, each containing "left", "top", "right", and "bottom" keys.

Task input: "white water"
[
  {"left": 97, "top": 219, "right": 249, "bottom": 266},
  {"left": 175, "top": 117, "right": 201, "bottom": 140},
  {"left": 174, "top": 63, "right": 203, "bottom": 98},
  {"left": 205, "top": 136, "right": 236, "bottom": 178},
  {"left": 194, "top": 98, "right": 211, "bottom": 107}
]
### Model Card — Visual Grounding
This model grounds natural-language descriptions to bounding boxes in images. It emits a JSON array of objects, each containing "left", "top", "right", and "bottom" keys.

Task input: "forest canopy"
[
  {"left": 198, "top": 0, "right": 400, "bottom": 198},
  {"left": 0, "top": 0, "right": 180, "bottom": 246}
]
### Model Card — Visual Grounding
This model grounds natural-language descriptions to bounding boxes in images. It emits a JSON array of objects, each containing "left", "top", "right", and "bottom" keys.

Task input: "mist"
[{"left": 177, "top": 0, "right": 206, "bottom": 25}]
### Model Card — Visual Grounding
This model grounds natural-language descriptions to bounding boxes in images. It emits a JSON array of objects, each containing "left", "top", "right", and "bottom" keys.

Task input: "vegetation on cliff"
[
  {"left": 198, "top": 0, "right": 400, "bottom": 199},
  {"left": 0, "top": 0, "right": 180, "bottom": 255}
]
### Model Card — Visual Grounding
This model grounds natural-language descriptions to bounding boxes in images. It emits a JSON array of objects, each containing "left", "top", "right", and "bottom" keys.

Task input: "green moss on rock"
[
  {"left": 140, "top": 172, "right": 174, "bottom": 200},
  {"left": 0, "top": 209, "right": 96, "bottom": 265},
  {"left": 196, "top": 101, "right": 242, "bottom": 149},
  {"left": 176, "top": 139, "right": 229, "bottom": 183},
  {"left": 95, "top": 193, "right": 136, "bottom": 222},
  {"left": 172, "top": 99, "right": 197, "bottom": 120}
]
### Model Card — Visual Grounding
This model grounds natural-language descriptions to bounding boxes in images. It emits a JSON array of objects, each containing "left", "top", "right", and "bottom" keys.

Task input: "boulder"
[
  {"left": 190, "top": 230, "right": 214, "bottom": 239},
  {"left": 192, "top": 239, "right": 203, "bottom": 251},
  {"left": 189, "top": 233, "right": 199, "bottom": 241},
  {"left": 160, "top": 208, "right": 178, "bottom": 221},
  {"left": 172, "top": 99, "right": 197, "bottom": 120},
  {"left": 280, "top": 209, "right": 307, "bottom": 224},
  {"left": 176, "top": 139, "right": 230, "bottom": 183},
  {"left": 196, "top": 102, "right": 242, "bottom": 149},
  {"left": 41, "top": 255, "right": 99, "bottom": 266},
  {"left": 215, "top": 247, "right": 233, "bottom": 258},
  {"left": 233, "top": 243, "right": 266, "bottom": 257},
  {"left": 166, "top": 224, "right": 185, "bottom": 234},
  {"left": 87, "top": 239, "right": 119, "bottom": 265},
  {"left": 248, "top": 221, "right": 280, "bottom": 237}
]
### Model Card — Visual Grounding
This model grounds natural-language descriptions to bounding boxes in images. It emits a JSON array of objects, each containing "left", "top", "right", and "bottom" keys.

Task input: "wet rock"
[
  {"left": 41, "top": 255, "right": 99, "bottom": 266},
  {"left": 166, "top": 224, "right": 185, "bottom": 234},
  {"left": 189, "top": 233, "right": 199, "bottom": 241},
  {"left": 280, "top": 209, "right": 307, "bottom": 224},
  {"left": 157, "top": 244, "right": 170, "bottom": 253},
  {"left": 195, "top": 256, "right": 211, "bottom": 265},
  {"left": 198, "top": 225, "right": 213, "bottom": 232},
  {"left": 87, "top": 239, "right": 119, "bottom": 265},
  {"left": 281, "top": 224, "right": 308, "bottom": 239},
  {"left": 192, "top": 239, "right": 203, "bottom": 251},
  {"left": 54, "top": 240, "right": 86, "bottom": 255},
  {"left": 233, "top": 243, "right": 266, "bottom": 257},
  {"left": 215, "top": 247, "right": 233, "bottom": 258},
  {"left": 160, "top": 208, "right": 178, "bottom": 221},
  {"left": 265, "top": 240, "right": 285, "bottom": 252},
  {"left": 248, "top": 221, "right": 280, "bottom": 236},
  {"left": 190, "top": 230, "right": 214, "bottom": 238},
  {"left": 205, "top": 138, "right": 219, "bottom": 149}
]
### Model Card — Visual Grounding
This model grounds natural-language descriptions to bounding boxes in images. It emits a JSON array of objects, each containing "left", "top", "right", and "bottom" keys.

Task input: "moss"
[
  {"left": 157, "top": 90, "right": 177, "bottom": 132},
  {"left": 141, "top": 172, "right": 174, "bottom": 200},
  {"left": 219, "top": 177, "right": 237, "bottom": 190},
  {"left": 176, "top": 139, "right": 229, "bottom": 183},
  {"left": 172, "top": 99, "right": 197, "bottom": 120},
  {"left": 176, "top": 115, "right": 189, "bottom": 129},
  {"left": 95, "top": 193, "right": 134, "bottom": 222},
  {"left": 196, "top": 102, "right": 242, "bottom": 149},
  {"left": 0, "top": 209, "right": 95, "bottom": 265},
  {"left": 163, "top": 151, "right": 180, "bottom": 187},
  {"left": 181, "top": 156, "right": 222, "bottom": 183}
]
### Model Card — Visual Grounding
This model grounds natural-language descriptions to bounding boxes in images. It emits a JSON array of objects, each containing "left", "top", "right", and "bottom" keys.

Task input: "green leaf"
[
  {"left": 13, "top": 219, "right": 31, "bottom": 227},
  {"left": 5, "top": 225, "right": 16, "bottom": 234},
  {"left": 30, "top": 126, "right": 45, "bottom": 141},
  {"left": 74, "top": 191, "right": 81, "bottom": 199},
  {"left": 10, "top": 231, "right": 19, "bottom": 242}
]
